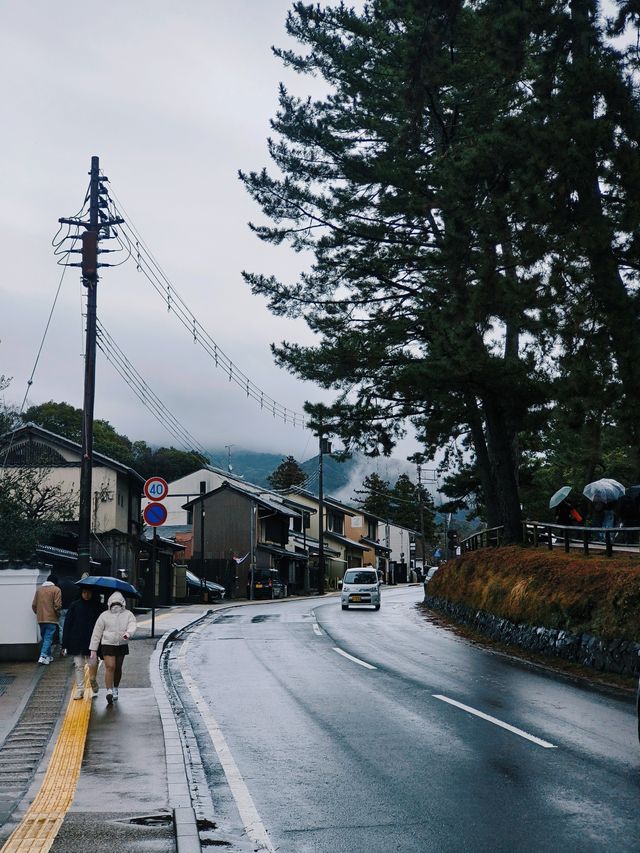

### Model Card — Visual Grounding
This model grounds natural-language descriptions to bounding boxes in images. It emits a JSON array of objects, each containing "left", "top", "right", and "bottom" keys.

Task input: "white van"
[{"left": 340, "top": 568, "right": 381, "bottom": 611}]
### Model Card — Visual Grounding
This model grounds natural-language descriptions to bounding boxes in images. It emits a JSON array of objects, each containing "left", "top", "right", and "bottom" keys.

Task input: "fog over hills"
[{"left": 210, "top": 447, "right": 433, "bottom": 505}]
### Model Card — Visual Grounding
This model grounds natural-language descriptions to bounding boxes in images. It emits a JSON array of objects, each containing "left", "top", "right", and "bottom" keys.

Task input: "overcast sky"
[{"left": 0, "top": 1, "right": 422, "bottom": 481}]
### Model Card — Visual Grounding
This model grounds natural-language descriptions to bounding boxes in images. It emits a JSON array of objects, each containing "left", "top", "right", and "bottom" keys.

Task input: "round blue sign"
[{"left": 143, "top": 502, "right": 168, "bottom": 527}]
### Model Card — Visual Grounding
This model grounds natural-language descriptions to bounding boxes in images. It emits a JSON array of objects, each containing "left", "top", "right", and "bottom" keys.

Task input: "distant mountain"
[{"left": 207, "top": 448, "right": 357, "bottom": 496}]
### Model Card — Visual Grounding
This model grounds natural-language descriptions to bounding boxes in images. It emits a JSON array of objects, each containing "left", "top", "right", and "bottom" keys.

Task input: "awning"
[
  {"left": 325, "top": 531, "right": 370, "bottom": 552},
  {"left": 257, "top": 543, "right": 308, "bottom": 561},
  {"left": 359, "top": 537, "right": 391, "bottom": 554},
  {"left": 140, "top": 536, "right": 185, "bottom": 552}
]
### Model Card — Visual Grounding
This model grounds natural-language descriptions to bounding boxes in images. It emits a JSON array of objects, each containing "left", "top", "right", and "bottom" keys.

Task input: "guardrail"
[
  {"left": 459, "top": 522, "right": 640, "bottom": 558},
  {"left": 460, "top": 526, "right": 504, "bottom": 552},
  {"left": 523, "top": 521, "right": 640, "bottom": 557}
]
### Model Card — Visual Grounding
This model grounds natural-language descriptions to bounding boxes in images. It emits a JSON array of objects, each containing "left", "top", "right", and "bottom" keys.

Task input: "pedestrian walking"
[
  {"left": 31, "top": 573, "right": 62, "bottom": 664},
  {"left": 62, "top": 587, "right": 101, "bottom": 699},
  {"left": 88, "top": 591, "right": 137, "bottom": 706},
  {"left": 57, "top": 575, "right": 79, "bottom": 657}
]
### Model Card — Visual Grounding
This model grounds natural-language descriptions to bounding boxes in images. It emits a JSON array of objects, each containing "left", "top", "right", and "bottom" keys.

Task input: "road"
[{"left": 177, "top": 586, "right": 639, "bottom": 852}]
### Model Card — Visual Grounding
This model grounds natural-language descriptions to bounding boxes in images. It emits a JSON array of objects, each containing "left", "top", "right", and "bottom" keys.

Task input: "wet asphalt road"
[{"left": 183, "top": 586, "right": 640, "bottom": 853}]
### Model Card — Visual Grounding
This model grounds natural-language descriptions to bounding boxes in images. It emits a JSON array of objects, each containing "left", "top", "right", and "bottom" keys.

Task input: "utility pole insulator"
[{"left": 81, "top": 230, "right": 98, "bottom": 282}]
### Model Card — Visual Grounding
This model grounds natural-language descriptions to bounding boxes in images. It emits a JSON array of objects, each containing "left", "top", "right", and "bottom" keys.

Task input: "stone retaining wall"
[{"left": 423, "top": 593, "right": 640, "bottom": 677}]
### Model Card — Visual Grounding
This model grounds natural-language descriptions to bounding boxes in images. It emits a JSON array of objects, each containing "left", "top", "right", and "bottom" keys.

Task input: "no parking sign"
[
  {"left": 143, "top": 502, "right": 168, "bottom": 527},
  {"left": 143, "top": 477, "right": 168, "bottom": 527}
]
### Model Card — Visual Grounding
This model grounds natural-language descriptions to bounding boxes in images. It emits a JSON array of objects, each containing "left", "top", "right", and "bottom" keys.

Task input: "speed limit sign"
[{"left": 144, "top": 476, "right": 169, "bottom": 502}]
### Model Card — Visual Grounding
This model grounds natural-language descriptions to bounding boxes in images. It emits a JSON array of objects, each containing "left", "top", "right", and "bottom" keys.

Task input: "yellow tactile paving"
[{"left": 1, "top": 680, "right": 93, "bottom": 853}]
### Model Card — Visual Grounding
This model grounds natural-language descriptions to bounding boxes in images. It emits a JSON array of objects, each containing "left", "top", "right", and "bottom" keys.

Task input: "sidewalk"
[{"left": 0, "top": 604, "right": 212, "bottom": 853}]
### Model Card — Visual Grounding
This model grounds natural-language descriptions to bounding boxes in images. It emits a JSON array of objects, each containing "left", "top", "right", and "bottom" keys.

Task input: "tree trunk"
[
  {"left": 482, "top": 393, "right": 523, "bottom": 543},
  {"left": 465, "top": 396, "right": 502, "bottom": 530}
]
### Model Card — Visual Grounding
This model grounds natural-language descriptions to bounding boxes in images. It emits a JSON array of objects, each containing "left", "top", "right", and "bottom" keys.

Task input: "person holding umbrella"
[
  {"left": 583, "top": 479, "right": 626, "bottom": 540},
  {"left": 88, "top": 591, "right": 137, "bottom": 706},
  {"left": 62, "top": 587, "right": 101, "bottom": 699},
  {"left": 549, "top": 487, "right": 583, "bottom": 526}
]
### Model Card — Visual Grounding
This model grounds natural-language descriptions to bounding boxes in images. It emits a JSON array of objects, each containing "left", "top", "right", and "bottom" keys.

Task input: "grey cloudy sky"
[{"left": 0, "top": 1, "right": 421, "bottom": 477}]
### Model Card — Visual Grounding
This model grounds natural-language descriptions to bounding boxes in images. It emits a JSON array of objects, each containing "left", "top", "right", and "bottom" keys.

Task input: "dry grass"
[{"left": 428, "top": 546, "right": 640, "bottom": 641}]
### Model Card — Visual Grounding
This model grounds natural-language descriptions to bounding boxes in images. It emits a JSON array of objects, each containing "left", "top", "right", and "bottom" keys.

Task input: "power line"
[
  {"left": 104, "top": 182, "right": 308, "bottom": 429},
  {"left": 95, "top": 319, "right": 225, "bottom": 468},
  {"left": 1, "top": 262, "right": 70, "bottom": 471}
]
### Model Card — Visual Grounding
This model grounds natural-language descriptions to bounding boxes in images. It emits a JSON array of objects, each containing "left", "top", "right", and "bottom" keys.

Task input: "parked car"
[
  {"left": 341, "top": 568, "right": 381, "bottom": 611},
  {"left": 248, "top": 568, "right": 285, "bottom": 600},
  {"left": 423, "top": 566, "right": 440, "bottom": 585},
  {"left": 185, "top": 570, "right": 225, "bottom": 601}
]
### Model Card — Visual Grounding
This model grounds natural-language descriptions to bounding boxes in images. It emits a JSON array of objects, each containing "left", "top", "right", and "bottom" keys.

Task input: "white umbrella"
[{"left": 582, "top": 478, "right": 625, "bottom": 503}]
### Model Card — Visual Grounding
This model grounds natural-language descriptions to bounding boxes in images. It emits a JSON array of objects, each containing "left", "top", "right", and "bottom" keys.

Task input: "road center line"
[
  {"left": 332, "top": 647, "right": 377, "bottom": 670},
  {"left": 178, "top": 639, "right": 276, "bottom": 852},
  {"left": 433, "top": 694, "right": 557, "bottom": 749}
]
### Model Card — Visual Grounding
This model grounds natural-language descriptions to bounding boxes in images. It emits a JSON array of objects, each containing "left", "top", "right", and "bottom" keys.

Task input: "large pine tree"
[{"left": 241, "top": 0, "right": 640, "bottom": 539}]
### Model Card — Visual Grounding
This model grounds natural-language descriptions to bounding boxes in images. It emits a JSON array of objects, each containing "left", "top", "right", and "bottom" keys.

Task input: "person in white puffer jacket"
[{"left": 89, "top": 591, "right": 137, "bottom": 706}]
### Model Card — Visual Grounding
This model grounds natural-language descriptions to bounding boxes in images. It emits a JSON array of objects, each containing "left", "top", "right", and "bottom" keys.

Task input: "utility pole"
[
  {"left": 199, "top": 481, "right": 206, "bottom": 598},
  {"left": 416, "top": 460, "right": 425, "bottom": 572},
  {"left": 60, "top": 156, "right": 123, "bottom": 576},
  {"left": 409, "top": 452, "right": 428, "bottom": 575},
  {"left": 317, "top": 430, "right": 331, "bottom": 596},
  {"left": 249, "top": 502, "right": 256, "bottom": 600}
]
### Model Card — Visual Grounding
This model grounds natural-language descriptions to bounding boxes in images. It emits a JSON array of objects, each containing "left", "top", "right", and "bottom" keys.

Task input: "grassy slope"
[{"left": 428, "top": 546, "right": 640, "bottom": 642}]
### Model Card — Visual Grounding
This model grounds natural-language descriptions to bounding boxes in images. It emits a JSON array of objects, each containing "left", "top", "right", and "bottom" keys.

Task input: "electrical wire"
[
  {"left": 1, "top": 263, "right": 69, "bottom": 471},
  {"left": 95, "top": 319, "right": 225, "bottom": 467},
  {"left": 104, "top": 182, "right": 308, "bottom": 429}
]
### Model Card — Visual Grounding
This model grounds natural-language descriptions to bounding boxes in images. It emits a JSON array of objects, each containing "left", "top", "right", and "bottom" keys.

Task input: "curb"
[{"left": 150, "top": 612, "right": 213, "bottom": 853}]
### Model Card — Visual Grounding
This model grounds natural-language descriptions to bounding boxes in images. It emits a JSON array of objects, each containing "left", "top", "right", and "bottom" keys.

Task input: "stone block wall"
[{"left": 424, "top": 592, "right": 640, "bottom": 678}]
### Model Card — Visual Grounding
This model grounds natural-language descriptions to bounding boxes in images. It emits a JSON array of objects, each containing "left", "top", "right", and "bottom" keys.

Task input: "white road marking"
[
  {"left": 312, "top": 622, "right": 323, "bottom": 636},
  {"left": 433, "top": 694, "right": 557, "bottom": 749},
  {"left": 332, "top": 647, "right": 377, "bottom": 670},
  {"left": 178, "top": 640, "right": 276, "bottom": 851}
]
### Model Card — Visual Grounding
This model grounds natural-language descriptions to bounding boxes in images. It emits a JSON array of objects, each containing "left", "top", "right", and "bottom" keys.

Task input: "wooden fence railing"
[
  {"left": 459, "top": 522, "right": 640, "bottom": 558},
  {"left": 523, "top": 522, "right": 640, "bottom": 558},
  {"left": 460, "top": 526, "right": 504, "bottom": 553}
]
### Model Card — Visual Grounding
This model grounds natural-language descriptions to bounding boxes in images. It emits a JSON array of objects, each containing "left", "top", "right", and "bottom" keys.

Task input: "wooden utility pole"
[
  {"left": 317, "top": 431, "right": 331, "bottom": 595},
  {"left": 77, "top": 156, "right": 99, "bottom": 576},
  {"left": 59, "top": 156, "right": 123, "bottom": 576}
]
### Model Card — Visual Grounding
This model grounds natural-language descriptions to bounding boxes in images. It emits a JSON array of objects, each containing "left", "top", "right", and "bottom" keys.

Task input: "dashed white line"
[
  {"left": 332, "top": 647, "right": 377, "bottom": 670},
  {"left": 312, "top": 622, "right": 323, "bottom": 636},
  {"left": 433, "top": 695, "right": 557, "bottom": 749}
]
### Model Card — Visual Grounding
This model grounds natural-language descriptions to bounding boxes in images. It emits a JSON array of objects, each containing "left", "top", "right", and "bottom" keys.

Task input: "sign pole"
[{"left": 151, "top": 527, "right": 157, "bottom": 639}]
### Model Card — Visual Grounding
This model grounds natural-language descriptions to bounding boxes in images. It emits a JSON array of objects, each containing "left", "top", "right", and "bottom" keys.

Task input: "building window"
[{"left": 327, "top": 511, "right": 343, "bottom": 535}]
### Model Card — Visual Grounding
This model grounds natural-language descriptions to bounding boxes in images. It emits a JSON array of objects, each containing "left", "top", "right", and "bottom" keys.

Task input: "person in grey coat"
[{"left": 89, "top": 591, "right": 137, "bottom": 706}]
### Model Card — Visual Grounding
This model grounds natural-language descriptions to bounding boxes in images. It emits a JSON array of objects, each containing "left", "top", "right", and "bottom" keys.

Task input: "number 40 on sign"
[{"left": 144, "top": 477, "right": 169, "bottom": 502}]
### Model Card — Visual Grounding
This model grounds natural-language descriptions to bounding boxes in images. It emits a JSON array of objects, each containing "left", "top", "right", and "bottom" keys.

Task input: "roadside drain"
[{"left": 127, "top": 812, "right": 173, "bottom": 827}]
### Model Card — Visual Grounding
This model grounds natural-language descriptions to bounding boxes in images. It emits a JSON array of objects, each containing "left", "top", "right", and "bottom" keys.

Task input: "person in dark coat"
[
  {"left": 57, "top": 575, "right": 79, "bottom": 655},
  {"left": 554, "top": 498, "right": 583, "bottom": 527},
  {"left": 62, "top": 588, "right": 101, "bottom": 700}
]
